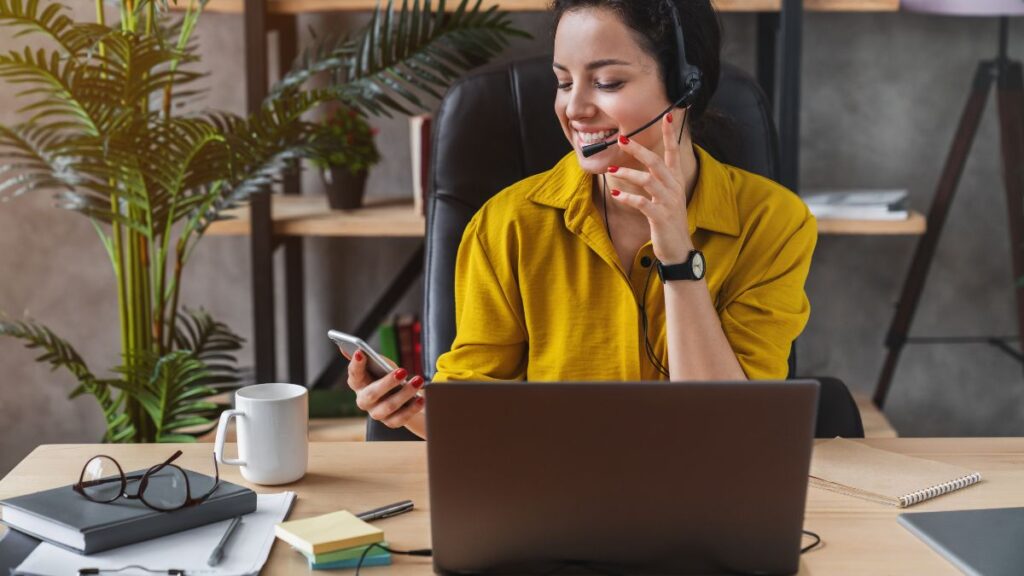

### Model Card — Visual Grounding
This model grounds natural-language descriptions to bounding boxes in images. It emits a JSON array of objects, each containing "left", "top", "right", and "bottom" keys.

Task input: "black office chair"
[{"left": 366, "top": 56, "right": 863, "bottom": 441}]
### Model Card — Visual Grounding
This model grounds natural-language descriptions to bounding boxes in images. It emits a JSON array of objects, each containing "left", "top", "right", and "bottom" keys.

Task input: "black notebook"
[{"left": 0, "top": 467, "right": 255, "bottom": 554}]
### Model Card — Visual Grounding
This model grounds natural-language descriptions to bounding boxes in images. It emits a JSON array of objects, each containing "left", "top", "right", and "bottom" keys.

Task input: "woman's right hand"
[{"left": 347, "top": 350, "right": 425, "bottom": 429}]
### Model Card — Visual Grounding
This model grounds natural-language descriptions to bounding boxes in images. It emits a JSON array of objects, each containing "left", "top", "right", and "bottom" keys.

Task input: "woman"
[{"left": 347, "top": 0, "right": 816, "bottom": 439}]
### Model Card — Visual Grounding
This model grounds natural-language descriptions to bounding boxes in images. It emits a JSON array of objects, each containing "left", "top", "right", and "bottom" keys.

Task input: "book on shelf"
[
  {"left": 410, "top": 114, "right": 432, "bottom": 216},
  {"left": 396, "top": 313, "right": 417, "bottom": 376},
  {"left": 377, "top": 322, "right": 400, "bottom": 365},
  {"left": 802, "top": 189, "right": 909, "bottom": 220},
  {"left": 378, "top": 314, "right": 425, "bottom": 377},
  {"left": 412, "top": 318, "right": 424, "bottom": 378},
  {"left": 0, "top": 468, "right": 256, "bottom": 554}
]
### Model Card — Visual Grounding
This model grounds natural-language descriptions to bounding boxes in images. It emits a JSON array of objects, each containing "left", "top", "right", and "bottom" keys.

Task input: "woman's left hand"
[{"left": 608, "top": 112, "right": 694, "bottom": 264}]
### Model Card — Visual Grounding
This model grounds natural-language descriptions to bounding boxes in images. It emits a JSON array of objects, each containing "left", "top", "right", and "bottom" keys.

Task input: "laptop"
[{"left": 425, "top": 380, "right": 819, "bottom": 575}]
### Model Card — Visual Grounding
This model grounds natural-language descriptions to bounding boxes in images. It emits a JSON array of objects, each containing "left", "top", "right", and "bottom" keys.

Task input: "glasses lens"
[
  {"left": 80, "top": 456, "right": 123, "bottom": 502},
  {"left": 140, "top": 464, "right": 189, "bottom": 511}
]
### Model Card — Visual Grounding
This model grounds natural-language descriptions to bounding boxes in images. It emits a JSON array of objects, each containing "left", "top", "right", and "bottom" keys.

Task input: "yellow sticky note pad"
[{"left": 275, "top": 510, "right": 384, "bottom": 555}]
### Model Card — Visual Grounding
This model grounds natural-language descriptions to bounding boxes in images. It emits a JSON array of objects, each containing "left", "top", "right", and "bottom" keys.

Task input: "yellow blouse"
[{"left": 432, "top": 146, "right": 817, "bottom": 382}]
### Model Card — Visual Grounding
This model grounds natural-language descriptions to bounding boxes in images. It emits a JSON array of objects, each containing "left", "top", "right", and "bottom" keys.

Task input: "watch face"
[{"left": 691, "top": 252, "right": 706, "bottom": 279}]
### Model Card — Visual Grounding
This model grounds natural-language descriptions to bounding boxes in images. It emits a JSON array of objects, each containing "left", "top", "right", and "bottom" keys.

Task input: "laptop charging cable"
[
  {"left": 353, "top": 531, "right": 822, "bottom": 575},
  {"left": 355, "top": 543, "right": 432, "bottom": 575}
]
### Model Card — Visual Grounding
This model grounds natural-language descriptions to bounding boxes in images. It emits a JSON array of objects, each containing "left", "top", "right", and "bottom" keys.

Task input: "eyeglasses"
[{"left": 72, "top": 450, "right": 220, "bottom": 512}]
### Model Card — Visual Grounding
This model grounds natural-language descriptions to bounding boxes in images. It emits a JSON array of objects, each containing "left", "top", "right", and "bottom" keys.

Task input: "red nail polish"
[
  {"left": 417, "top": 396, "right": 425, "bottom": 405},
  {"left": 608, "top": 166, "right": 619, "bottom": 173},
  {"left": 666, "top": 112, "right": 674, "bottom": 123},
  {"left": 353, "top": 350, "right": 364, "bottom": 362},
  {"left": 411, "top": 376, "right": 424, "bottom": 389},
  {"left": 611, "top": 189, "right": 621, "bottom": 197},
  {"left": 394, "top": 368, "right": 408, "bottom": 380},
  {"left": 618, "top": 135, "right": 630, "bottom": 145}
]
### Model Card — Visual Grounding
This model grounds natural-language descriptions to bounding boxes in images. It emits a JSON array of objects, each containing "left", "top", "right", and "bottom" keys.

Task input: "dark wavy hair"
[{"left": 551, "top": 0, "right": 733, "bottom": 156}]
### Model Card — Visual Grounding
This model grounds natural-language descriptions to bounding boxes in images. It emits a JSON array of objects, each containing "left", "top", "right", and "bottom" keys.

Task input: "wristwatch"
[{"left": 656, "top": 250, "right": 706, "bottom": 282}]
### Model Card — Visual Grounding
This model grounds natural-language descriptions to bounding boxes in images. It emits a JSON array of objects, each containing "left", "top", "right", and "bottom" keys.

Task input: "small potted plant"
[{"left": 313, "top": 106, "right": 382, "bottom": 210}]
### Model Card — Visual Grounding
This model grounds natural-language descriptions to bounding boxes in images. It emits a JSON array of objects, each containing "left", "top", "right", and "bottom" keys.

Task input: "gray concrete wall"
[{"left": 1, "top": 7, "right": 1022, "bottom": 475}]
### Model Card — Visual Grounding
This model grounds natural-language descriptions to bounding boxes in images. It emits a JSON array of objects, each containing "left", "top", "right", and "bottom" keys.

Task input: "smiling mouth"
[{"left": 576, "top": 129, "right": 619, "bottom": 147}]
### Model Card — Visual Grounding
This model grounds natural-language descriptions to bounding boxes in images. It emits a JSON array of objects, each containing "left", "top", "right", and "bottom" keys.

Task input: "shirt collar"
[{"left": 526, "top": 145, "right": 741, "bottom": 238}]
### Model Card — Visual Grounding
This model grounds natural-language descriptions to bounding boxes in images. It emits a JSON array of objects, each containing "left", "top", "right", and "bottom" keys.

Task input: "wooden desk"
[
  {"left": 207, "top": 195, "right": 927, "bottom": 237},
  {"left": 2, "top": 439, "right": 1022, "bottom": 574},
  {"left": 194, "top": 0, "right": 899, "bottom": 15}
]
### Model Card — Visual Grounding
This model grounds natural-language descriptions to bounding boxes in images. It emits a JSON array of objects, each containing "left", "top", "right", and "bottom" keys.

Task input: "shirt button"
[{"left": 640, "top": 256, "right": 652, "bottom": 268}]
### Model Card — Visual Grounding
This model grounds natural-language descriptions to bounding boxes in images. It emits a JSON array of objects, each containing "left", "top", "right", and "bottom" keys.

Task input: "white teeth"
[{"left": 577, "top": 129, "right": 617, "bottom": 144}]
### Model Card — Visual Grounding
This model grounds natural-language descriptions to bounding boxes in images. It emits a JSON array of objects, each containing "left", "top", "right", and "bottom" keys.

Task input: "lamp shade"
[{"left": 902, "top": 0, "right": 1024, "bottom": 16}]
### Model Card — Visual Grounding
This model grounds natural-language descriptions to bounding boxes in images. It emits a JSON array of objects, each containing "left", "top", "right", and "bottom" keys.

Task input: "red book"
[
  {"left": 412, "top": 319, "right": 424, "bottom": 378},
  {"left": 395, "top": 314, "right": 416, "bottom": 374}
]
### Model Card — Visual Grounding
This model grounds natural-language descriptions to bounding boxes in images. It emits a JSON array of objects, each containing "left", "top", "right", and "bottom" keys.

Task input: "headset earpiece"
[{"left": 665, "top": 0, "right": 702, "bottom": 108}]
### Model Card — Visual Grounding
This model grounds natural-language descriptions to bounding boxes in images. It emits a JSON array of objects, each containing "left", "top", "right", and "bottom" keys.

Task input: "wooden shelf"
[
  {"left": 205, "top": 195, "right": 425, "bottom": 237},
  {"left": 816, "top": 211, "right": 926, "bottom": 235},
  {"left": 193, "top": 0, "right": 899, "bottom": 15},
  {"left": 207, "top": 195, "right": 924, "bottom": 238}
]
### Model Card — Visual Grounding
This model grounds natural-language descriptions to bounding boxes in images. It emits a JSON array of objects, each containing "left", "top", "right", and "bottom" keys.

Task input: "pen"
[
  {"left": 356, "top": 500, "right": 415, "bottom": 522},
  {"left": 207, "top": 516, "right": 242, "bottom": 567}
]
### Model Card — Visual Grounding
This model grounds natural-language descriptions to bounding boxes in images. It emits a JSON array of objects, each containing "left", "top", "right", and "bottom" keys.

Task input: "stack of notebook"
[{"left": 274, "top": 510, "right": 391, "bottom": 569}]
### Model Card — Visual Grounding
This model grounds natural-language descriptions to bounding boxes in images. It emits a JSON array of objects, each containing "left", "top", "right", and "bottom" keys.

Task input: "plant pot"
[{"left": 323, "top": 167, "right": 369, "bottom": 210}]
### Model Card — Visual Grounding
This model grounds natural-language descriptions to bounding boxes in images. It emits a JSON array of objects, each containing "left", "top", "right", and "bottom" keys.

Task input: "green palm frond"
[
  {"left": 0, "top": 0, "right": 110, "bottom": 56},
  {"left": 0, "top": 316, "right": 136, "bottom": 442},
  {"left": 204, "top": 90, "right": 322, "bottom": 208},
  {"left": 0, "top": 123, "right": 76, "bottom": 201},
  {"left": 173, "top": 307, "right": 243, "bottom": 389},
  {"left": 274, "top": 0, "right": 530, "bottom": 117},
  {"left": 0, "top": 47, "right": 110, "bottom": 135},
  {"left": 125, "top": 350, "right": 219, "bottom": 443},
  {"left": 94, "top": 31, "right": 203, "bottom": 108}
]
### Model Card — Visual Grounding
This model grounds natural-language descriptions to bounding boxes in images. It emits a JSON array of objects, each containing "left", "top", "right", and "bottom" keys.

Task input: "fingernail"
[
  {"left": 353, "top": 350, "right": 364, "bottom": 362},
  {"left": 618, "top": 135, "right": 630, "bottom": 145},
  {"left": 416, "top": 396, "right": 425, "bottom": 405},
  {"left": 666, "top": 112, "right": 674, "bottom": 123},
  {"left": 411, "top": 376, "right": 424, "bottom": 389},
  {"left": 608, "top": 166, "right": 619, "bottom": 173},
  {"left": 394, "top": 368, "right": 408, "bottom": 380},
  {"left": 611, "top": 189, "right": 621, "bottom": 197}
]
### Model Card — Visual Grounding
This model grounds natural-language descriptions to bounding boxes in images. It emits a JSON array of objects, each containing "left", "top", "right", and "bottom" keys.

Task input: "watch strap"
[{"left": 656, "top": 250, "right": 704, "bottom": 282}]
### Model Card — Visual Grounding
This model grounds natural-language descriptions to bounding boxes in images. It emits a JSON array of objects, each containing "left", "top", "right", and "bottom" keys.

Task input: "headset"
[
  {"left": 581, "top": 0, "right": 703, "bottom": 158},
  {"left": 594, "top": 0, "right": 704, "bottom": 377}
]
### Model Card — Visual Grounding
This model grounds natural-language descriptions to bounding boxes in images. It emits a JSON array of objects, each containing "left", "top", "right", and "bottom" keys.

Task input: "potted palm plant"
[{"left": 0, "top": 0, "right": 526, "bottom": 443}]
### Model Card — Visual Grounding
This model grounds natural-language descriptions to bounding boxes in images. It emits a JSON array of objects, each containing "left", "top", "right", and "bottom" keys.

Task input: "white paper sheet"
[{"left": 15, "top": 492, "right": 296, "bottom": 576}]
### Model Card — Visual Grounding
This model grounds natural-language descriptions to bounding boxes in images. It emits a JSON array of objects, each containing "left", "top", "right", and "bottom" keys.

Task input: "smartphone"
[{"left": 328, "top": 330, "right": 398, "bottom": 380}]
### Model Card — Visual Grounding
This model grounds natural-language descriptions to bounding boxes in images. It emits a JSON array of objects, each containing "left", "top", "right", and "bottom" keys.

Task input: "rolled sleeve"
[
  {"left": 720, "top": 214, "right": 817, "bottom": 380},
  {"left": 432, "top": 218, "right": 528, "bottom": 382}
]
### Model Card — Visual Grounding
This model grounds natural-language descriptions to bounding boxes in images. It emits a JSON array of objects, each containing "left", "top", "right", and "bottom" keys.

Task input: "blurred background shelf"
[
  {"left": 205, "top": 196, "right": 925, "bottom": 237},
  {"left": 206, "top": 196, "right": 424, "bottom": 237},
  {"left": 193, "top": 0, "right": 899, "bottom": 15},
  {"left": 816, "top": 212, "right": 927, "bottom": 235}
]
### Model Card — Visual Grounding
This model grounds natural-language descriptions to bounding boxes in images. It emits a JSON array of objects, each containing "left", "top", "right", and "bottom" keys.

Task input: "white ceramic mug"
[{"left": 214, "top": 383, "right": 309, "bottom": 485}]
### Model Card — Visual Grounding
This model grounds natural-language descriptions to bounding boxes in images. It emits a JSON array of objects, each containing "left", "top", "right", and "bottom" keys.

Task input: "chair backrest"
[{"left": 366, "top": 56, "right": 784, "bottom": 442}]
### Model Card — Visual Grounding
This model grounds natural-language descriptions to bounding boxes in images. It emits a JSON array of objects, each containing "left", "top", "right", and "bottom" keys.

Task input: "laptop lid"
[{"left": 425, "top": 380, "right": 819, "bottom": 575}]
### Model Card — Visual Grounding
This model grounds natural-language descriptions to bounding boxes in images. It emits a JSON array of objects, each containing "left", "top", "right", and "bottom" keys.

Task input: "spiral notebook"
[{"left": 809, "top": 438, "right": 982, "bottom": 507}]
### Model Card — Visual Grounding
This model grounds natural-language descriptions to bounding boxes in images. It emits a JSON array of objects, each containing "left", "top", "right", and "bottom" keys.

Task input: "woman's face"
[{"left": 553, "top": 7, "right": 673, "bottom": 175}]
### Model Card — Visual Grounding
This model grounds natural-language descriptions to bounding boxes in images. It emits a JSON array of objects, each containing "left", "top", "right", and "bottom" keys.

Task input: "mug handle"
[{"left": 214, "top": 409, "right": 246, "bottom": 466}]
